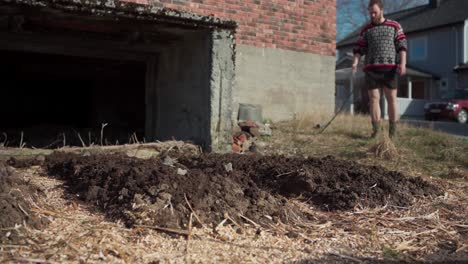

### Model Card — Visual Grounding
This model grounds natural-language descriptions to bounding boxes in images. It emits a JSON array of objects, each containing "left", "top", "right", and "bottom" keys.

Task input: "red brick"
[{"left": 139, "top": 0, "right": 335, "bottom": 56}]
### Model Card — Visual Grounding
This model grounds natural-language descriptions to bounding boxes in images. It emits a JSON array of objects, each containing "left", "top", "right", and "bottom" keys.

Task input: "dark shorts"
[{"left": 365, "top": 69, "right": 398, "bottom": 90}]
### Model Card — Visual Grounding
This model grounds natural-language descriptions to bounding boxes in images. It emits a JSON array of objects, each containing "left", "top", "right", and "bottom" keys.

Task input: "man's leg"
[
  {"left": 368, "top": 88, "right": 382, "bottom": 138},
  {"left": 384, "top": 87, "right": 398, "bottom": 138},
  {"left": 384, "top": 87, "right": 398, "bottom": 122}
]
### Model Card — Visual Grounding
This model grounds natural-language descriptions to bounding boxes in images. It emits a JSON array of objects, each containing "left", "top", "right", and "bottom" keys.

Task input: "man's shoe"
[
  {"left": 389, "top": 121, "right": 397, "bottom": 139},
  {"left": 371, "top": 122, "right": 381, "bottom": 139}
]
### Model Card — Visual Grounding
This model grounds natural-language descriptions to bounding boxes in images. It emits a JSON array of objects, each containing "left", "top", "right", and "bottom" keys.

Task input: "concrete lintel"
[{"left": 0, "top": 0, "right": 237, "bottom": 30}]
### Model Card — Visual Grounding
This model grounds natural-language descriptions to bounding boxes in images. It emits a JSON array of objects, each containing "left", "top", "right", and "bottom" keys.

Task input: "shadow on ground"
[{"left": 289, "top": 254, "right": 467, "bottom": 264}]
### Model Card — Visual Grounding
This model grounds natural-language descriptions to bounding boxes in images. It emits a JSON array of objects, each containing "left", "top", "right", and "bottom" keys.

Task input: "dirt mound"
[
  {"left": 45, "top": 153, "right": 291, "bottom": 228},
  {"left": 179, "top": 155, "right": 441, "bottom": 211},
  {"left": 44, "top": 153, "right": 441, "bottom": 229},
  {"left": 0, "top": 163, "right": 49, "bottom": 243},
  {"left": 7, "top": 156, "right": 46, "bottom": 168}
]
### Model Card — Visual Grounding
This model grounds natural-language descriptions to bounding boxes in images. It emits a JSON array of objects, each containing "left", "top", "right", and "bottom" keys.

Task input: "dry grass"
[
  {"left": 263, "top": 113, "right": 468, "bottom": 181},
  {"left": 369, "top": 133, "right": 399, "bottom": 160}
]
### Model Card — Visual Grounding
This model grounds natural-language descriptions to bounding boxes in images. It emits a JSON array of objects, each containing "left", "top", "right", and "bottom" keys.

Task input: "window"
[
  {"left": 409, "top": 37, "right": 427, "bottom": 61},
  {"left": 412, "top": 81, "right": 425, "bottom": 99},
  {"left": 439, "top": 78, "right": 448, "bottom": 91},
  {"left": 398, "top": 81, "right": 408, "bottom": 98}
]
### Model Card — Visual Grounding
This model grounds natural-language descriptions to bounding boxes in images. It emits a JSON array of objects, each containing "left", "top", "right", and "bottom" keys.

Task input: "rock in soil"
[{"left": 43, "top": 153, "right": 441, "bottom": 229}]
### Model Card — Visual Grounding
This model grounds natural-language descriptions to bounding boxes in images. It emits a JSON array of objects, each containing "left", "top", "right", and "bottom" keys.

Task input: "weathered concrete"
[
  {"left": 150, "top": 33, "right": 212, "bottom": 147},
  {"left": 1, "top": 0, "right": 236, "bottom": 29},
  {"left": 147, "top": 30, "right": 234, "bottom": 152},
  {"left": 234, "top": 45, "right": 336, "bottom": 121},
  {"left": 0, "top": 0, "right": 236, "bottom": 152},
  {"left": 209, "top": 30, "right": 235, "bottom": 152}
]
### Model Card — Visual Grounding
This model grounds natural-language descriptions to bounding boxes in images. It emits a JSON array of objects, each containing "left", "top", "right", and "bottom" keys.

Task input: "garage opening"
[
  {"left": 1, "top": 50, "right": 147, "bottom": 148},
  {"left": 0, "top": 2, "right": 235, "bottom": 151}
]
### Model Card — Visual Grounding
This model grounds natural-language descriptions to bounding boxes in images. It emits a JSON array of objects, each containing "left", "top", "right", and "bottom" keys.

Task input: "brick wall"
[{"left": 121, "top": 0, "right": 336, "bottom": 56}]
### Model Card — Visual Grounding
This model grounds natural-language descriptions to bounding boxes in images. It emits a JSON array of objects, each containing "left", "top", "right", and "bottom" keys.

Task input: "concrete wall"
[
  {"left": 209, "top": 30, "right": 235, "bottom": 152},
  {"left": 234, "top": 45, "right": 336, "bottom": 121},
  {"left": 147, "top": 30, "right": 234, "bottom": 152},
  {"left": 150, "top": 33, "right": 208, "bottom": 147}
]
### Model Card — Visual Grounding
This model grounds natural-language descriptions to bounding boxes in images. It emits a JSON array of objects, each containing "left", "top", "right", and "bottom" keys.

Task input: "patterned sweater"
[{"left": 353, "top": 19, "right": 407, "bottom": 72}]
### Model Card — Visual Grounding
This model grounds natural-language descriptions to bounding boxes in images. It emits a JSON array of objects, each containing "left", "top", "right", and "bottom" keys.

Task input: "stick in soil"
[
  {"left": 239, "top": 214, "right": 260, "bottom": 228},
  {"left": 328, "top": 251, "right": 364, "bottom": 263},
  {"left": 135, "top": 225, "right": 190, "bottom": 237},
  {"left": 186, "top": 213, "right": 193, "bottom": 263},
  {"left": 184, "top": 193, "right": 207, "bottom": 228},
  {"left": 224, "top": 212, "right": 243, "bottom": 230}
]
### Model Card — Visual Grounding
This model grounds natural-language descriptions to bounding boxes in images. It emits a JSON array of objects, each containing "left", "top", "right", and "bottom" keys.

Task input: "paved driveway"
[{"left": 401, "top": 119, "right": 468, "bottom": 138}]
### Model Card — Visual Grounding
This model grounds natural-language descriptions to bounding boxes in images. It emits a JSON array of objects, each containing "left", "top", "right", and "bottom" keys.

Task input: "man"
[{"left": 352, "top": 0, "right": 407, "bottom": 139}]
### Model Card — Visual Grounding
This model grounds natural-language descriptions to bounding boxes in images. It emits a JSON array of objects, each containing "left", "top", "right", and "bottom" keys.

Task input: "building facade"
[{"left": 0, "top": 0, "right": 336, "bottom": 151}]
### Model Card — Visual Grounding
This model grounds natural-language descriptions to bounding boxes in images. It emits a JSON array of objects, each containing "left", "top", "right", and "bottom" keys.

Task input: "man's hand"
[
  {"left": 352, "top": 63, "right": 358, "bottom": 75},
  {"left": 398, "top": 64, "right": 406, "bottom": 76},
  {"left": 352, "top": 54, "right": 360, "bottom": 76}
]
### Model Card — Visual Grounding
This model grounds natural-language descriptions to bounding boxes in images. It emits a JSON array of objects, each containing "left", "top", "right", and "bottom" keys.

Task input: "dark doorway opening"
[{"left": 0, "top": 50, "right": 146, "bottom": 148}]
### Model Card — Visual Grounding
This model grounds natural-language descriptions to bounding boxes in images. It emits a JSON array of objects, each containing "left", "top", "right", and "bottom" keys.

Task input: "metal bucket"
[{"left": 238, "top": 103, "right": 263, "bottom": 123}]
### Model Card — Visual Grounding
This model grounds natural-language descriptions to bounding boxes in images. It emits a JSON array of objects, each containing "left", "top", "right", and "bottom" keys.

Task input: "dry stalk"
[
  {"left": 12, "top": 258, "right": 52, "bottom": 264},
  {"left": 100, "top": 123, "right": 108, "bottom": 146},
  {"left": 239, "top": 214, "right": 260, "bottom": 227},
  {"left": 132, "top": 133, "right": 140, "bottom": 144},
  {"left": 223, "top": 212, "right": 243, "bottom": 230},
  {"left": 184, "top": 194, "right": 206, "bottom": 229},
  {"left": 76, "top": 132, "right": 86, "bottom": 148},
  {"left": 135, "top": 225, "right": 190, "bottom": 237},
  {"left": 19, "top": 131, "right": 26, "bottom": 149},
  {"left": 328, "top": 251, "right": 364, "bottom": 263},
  {"left": 17, "top": 203, "right": 29, "bottom": 217},
  {"left": 88, "top": 131, "right": 93, "bottom": 146},
  {"left": 369, "top": 134, "right": 399, "bottom": 159},
  {"left": 1, "top": 132, "right": 7, "bottom": 147},
  {"left": 186, "top": 213, "right": 193, "bottom": 263}
]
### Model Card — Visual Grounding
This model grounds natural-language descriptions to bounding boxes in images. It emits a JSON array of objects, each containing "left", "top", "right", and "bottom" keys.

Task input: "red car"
[{"left": 424, "top": 89, "right": 468, "bottom": 123}]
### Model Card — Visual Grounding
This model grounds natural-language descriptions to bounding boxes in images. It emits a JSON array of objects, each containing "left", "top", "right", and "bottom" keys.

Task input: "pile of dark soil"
[
  {"left": 44, "top": 153, "right": 442, "bottom": 229},
  {"left": 6, "top": 156, "right": 46, "bottom": 168},
  {"left": 0, "top": 163, "right": 48, "bottom": 243}
]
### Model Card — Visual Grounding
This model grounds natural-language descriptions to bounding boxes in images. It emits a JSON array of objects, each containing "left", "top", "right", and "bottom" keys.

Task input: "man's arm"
[
  {"left": 352, "top": 53, "right": 360, "bottom": 75},
  {"left": 394, "top": 21, "right": 407, "bottom": 76},
  {"left": 399, "top": 50, "right": 407, "bottom": 76},
  {"left": 353, "top": 25, "right": 368, "bottom": 75}
]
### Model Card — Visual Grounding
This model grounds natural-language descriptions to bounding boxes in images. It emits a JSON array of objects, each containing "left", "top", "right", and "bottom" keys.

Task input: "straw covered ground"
[{"left": 0, "top": 115, "right": 467, "bottom": 263}]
